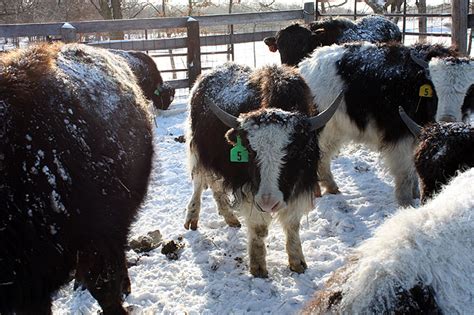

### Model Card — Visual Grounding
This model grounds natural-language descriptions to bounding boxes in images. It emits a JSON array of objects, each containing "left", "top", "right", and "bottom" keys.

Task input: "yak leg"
[
  {"left": 77, "top": 247, "right": 128, "bottom": 315},
  {"left": 318, "top": 128, "right": 344, "bottom": 194},
  {"left": 209, "top": 180, "right": 241, "bottom": 228},
  {"left": 279, "top": 196, "right": 309, "bottom": 273},
  {"left": 185, "top": 172, "right": 205, "bottom": 230},
  {"left": 243, "top": 208, "right": 271, "bottom": 278},
  {"left": 383, "top": 138, "right": 418, "bottom": 207}
]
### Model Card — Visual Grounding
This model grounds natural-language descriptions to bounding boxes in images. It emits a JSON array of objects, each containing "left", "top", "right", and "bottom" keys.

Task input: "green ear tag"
[
  {"left": 230, "top": 136, "right": 249, "bottom": 163},
  {"left": 154, "top": 88, "right": 161, "bottom": 96}
]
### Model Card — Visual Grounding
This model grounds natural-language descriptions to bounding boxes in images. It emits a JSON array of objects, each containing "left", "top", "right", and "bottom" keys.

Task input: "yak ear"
[{"left": 225, "top": 128, "right": 239, "bottom": 145}]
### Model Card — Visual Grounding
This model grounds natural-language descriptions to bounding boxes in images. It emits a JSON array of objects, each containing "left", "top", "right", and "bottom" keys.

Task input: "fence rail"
[{"left": 0, "top": 1, "right": 469, "bottom": 90}]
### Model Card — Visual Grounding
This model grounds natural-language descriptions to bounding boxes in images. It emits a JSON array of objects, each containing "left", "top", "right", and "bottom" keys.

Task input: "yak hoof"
[
  {"left": 184, "top": 218, "right": 199, "bottom": 230},
  {"left": 250, "top": 265, "right": 268, "bottom": 278},
  {"left": 224, "top": 216, "right": 241, "bottom": 228},
  {"left": 290, "top": 260, "right": 307, "bottom": 274}
]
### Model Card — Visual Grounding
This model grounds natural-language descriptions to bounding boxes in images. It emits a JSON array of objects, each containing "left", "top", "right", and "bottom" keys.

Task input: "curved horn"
[
  {"left": 309, "top": 90, "right": 344, "bottom": 131},
  {"left": 206, "top": 97, "right": 240, "bottom": 129},
  {"left": 410, "top": 51, "right": 429, "bottom": 70},
  {"left": 399, "top": 106, "right": 422, "bottom": 137}
]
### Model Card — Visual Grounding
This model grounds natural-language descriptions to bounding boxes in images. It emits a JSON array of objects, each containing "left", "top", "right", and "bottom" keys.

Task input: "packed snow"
[{"left": 51, "top": 97, "right": 465, "bottom": 314}]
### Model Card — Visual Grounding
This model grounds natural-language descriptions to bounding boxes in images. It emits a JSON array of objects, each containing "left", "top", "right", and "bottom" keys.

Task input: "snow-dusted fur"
[
  {"left": 414, "top": 122, "right": 474, "bottom": 203},
  {"left": 299, "top": 41, "right": 468, "bottom": 206},
  {"left": 186, "top": 63, "right": 326, "bottom": 277},
  {"left": 304, "top": 168, "right": 474, "bottom": 314},
  {"left": 0, "top": 43, "right": 153, "bottom": 314},
  {"left": 263, "top": 15, "right": 400, "bottom": 66}
]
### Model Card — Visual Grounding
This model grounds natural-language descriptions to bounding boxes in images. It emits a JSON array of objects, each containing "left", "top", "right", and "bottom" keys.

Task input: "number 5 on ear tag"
[
  {"left": 230, "top": 135, "right": 249, "bottom": 163},
  {"left": 419, "top": 84, "right": 433, "bottom": 98}
]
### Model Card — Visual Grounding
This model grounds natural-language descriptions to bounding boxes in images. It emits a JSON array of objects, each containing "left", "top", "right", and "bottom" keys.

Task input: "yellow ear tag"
[{"left": 419, "top": 84, "right": 433, "bottom": 98}]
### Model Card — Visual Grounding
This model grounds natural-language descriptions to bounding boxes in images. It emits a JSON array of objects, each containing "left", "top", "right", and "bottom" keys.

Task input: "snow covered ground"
[{"left": 52, "top": 99, "right": 416, "bottom": 314}]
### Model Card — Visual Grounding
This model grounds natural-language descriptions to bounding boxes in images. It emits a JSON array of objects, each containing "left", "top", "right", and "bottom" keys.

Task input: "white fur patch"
[
  {"left": 334, "top": 168, "right": 474, "bottom": 313},
  {"left": 240, "top": 109, "right": 299, "bottom": 207},
  {"left": 429, "top": 58, "right": 474, "bottom": 121}
]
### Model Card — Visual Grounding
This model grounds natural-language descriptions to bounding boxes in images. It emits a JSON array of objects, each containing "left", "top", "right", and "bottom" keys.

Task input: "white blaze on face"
[
  {"left": 240, "top": 109, "right": 298, "bottom": 213},
  {"left": 429, "top": 58, "right": 474, "bottom": 122}
]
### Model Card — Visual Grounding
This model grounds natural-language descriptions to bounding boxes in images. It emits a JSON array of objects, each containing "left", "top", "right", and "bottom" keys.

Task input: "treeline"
[{"left": 0, "top": 0, "right": 300, "bottom": 24}]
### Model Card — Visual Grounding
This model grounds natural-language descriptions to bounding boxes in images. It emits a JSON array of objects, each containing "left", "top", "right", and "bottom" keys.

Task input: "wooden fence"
[{"left": 0, "top": 1, "right": 471, "bottom": 91}]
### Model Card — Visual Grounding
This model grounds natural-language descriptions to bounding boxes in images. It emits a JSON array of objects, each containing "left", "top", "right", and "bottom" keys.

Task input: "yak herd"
[{"left": 0, "top": 14, "right": 473, "bottom": 315}]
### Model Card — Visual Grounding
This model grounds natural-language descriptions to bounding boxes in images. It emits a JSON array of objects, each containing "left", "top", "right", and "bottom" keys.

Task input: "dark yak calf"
[
  {"left": 0, "top": 43, "right": 153, "bottom": 314},
  {"left": 264, "top": 15, "right": 401, "bottom": 66},
  {"left": 111, "top": 49, "right": 175, "bottom": 110}
]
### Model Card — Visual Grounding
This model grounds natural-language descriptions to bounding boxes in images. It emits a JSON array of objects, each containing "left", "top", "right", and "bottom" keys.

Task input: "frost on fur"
[{"left": 303, "top": 169, "right": 474, "bottom": 314}]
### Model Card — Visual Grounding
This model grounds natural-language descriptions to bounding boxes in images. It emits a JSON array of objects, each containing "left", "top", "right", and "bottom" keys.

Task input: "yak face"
[
  {"left": 429, "top": 57, "right": 474, "bottom": 122},
  {"left": 264, "top": 24, "right": 318, "bottom": 66},
  {"left": 152, "top": 81, "right": 175, "bottom": 110},
  {"left": 225, "top": 109, "right": 316, "bottom": 213}
]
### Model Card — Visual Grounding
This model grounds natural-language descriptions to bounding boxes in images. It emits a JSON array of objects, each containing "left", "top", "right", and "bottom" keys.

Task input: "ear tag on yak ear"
[
  {"left": 154, "top": 88, "right": 161, "bottom": 96},
  {"left": 230, "top": 136, "right": 249, "bottom": 163},
  {"left": 419, "top": 84, "right": 433, "bottom": 98}
]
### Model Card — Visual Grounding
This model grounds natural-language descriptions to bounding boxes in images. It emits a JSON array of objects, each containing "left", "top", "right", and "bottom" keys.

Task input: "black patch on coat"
[{"left": 336, "top": 42, "right": 458, "bottom": 143}]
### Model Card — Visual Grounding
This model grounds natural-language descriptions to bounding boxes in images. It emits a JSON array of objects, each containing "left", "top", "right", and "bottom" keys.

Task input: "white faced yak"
[
  {"left": 299, "top": 42, "right": 473, "bottom": 206},
  {"left": 185, "top": 63, "right": 342, "bottom": 278},
  {"left": 0, "top": 43, "right": 153, "bottom": 314},
  {"left": 303, "top": 168, "right": 474, "bottom": 314},
  {"left": 263, "top": 15, "right": 401, "bottom": 66}
]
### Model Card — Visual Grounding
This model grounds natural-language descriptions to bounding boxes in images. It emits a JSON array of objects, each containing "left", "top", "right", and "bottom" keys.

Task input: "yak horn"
[
  {"left": 309, "top": 90, "right": 344, "bottom": 131},
  {"left": 399, "top": 106, "right": 422, "bottom": 137},
  {"left": 206, "top": 97, "right": 240, "bottom": 129}
]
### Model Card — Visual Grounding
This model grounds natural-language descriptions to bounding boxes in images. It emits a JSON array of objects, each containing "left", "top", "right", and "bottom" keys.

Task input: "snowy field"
[{"left": 52, "top": 100, "right": 417, "bottom": 314}]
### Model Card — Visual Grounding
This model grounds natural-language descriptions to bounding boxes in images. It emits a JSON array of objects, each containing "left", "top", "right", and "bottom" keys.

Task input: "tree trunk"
[
  {"left": 364, "top": 0, "right": 384, "bottom": 14},
  {"left": 416, "top": 0, "right": 427, "bottom": 43},
  {"left": 163, "top": 0, "right": 177, "bottom": 79}
]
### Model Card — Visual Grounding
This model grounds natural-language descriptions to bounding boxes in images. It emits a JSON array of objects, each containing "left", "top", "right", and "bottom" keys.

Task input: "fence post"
[
  {"left": 452, "top": 0, "right": 469, "bottom": 54},
  {"left": 187, "top": 17, "right": 201, "bottom": 88},
  {"left": 61, "top": 23, "right": 77, "bottom": 43},
  {"left": 304, "top": 2, "right": 315, "bottom": 24}
]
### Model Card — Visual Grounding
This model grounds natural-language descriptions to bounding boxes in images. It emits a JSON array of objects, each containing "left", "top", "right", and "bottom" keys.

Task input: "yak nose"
[{"left": 256, "top": 194, "right": 281, "bottom": 213}]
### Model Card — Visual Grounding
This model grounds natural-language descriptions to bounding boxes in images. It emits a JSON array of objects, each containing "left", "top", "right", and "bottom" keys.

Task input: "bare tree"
[
  {"left": 364, "top": 0, "right": 384, "bottom": 14},
  {"left": 89, "top": 0, "right": 124, "bottom": 39}
]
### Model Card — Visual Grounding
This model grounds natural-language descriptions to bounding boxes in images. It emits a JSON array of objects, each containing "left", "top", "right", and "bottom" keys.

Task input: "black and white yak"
[
  {"left": 303, "top": 168, "right": 474, "bottom": 314},
  {"left": 298, "top": 41, "right": 474, "bottom": 206},
  {"left": 185, "top": 63, "right": 343, "bottom": 278},
  {"left": 263, "top": 15, "right": 401, "bottom": 66},
  {"left": 110, "top": 49, "right": 175, "bottom": 110},
  {"left": 399, "top": 107, "right": 474, "bottom": 203},
  {"left": 0, "top": 43, "right": 154, "bottom": 314}
]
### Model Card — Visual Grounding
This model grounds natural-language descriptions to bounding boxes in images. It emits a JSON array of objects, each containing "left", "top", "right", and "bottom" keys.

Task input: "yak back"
[
  {"left": 0, "top": 43, "right": 153, "bottom": 310},
  {"left": 415, "top": 123, "right": 474, "bottom": 202},
  {"left": 190, "top": 63, "right": 316, "bottom": 193},
  {"left": 336, "top": 42, "right": 457, "bottom": 143}
]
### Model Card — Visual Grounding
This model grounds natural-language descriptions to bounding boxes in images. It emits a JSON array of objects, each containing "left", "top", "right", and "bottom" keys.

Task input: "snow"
[{"left": 52, "top": 99, "right": 417, "bottom": 314}]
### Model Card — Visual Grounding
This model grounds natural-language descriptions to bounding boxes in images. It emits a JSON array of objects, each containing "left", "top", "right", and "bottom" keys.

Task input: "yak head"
[
  {"left": 411, "top": 52, "right": 474, "bottom": 122},
  {"left": 207, "top": 91, "right": 343, "bottom": 213}
]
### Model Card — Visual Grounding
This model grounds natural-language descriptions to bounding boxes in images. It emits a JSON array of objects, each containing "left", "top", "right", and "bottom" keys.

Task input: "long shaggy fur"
[
  {"left": 415, "top": 122, "right": 474, "bottom": 203},
  {"left": 0, "top": 43, "right": 153, "bottom": 314},
  {"left": 303, "top": 168, "right": 474, "bottom": 314}
]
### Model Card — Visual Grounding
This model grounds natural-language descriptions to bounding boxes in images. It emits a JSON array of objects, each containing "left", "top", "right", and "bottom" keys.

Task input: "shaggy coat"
[
  {"left": 414, "top": 122, "right": 474, "bottom": 203},
  {"left": 0, "top": 43, "right": 153, "bottom": 314},
  {"left": 303, "top": 168, "right": 474, "bottom": 314},
  {"left": 186, "top": 63, "right": 332, "bottom": 278},
  {"left": 298, "top": 41, "right": 470, "bottom": 206},
  {"left": 263, "top": 15, "right": 401, "bottom": 66},
  {"left": 110, "top": 49, "right": 175, "bottom": 110}
]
